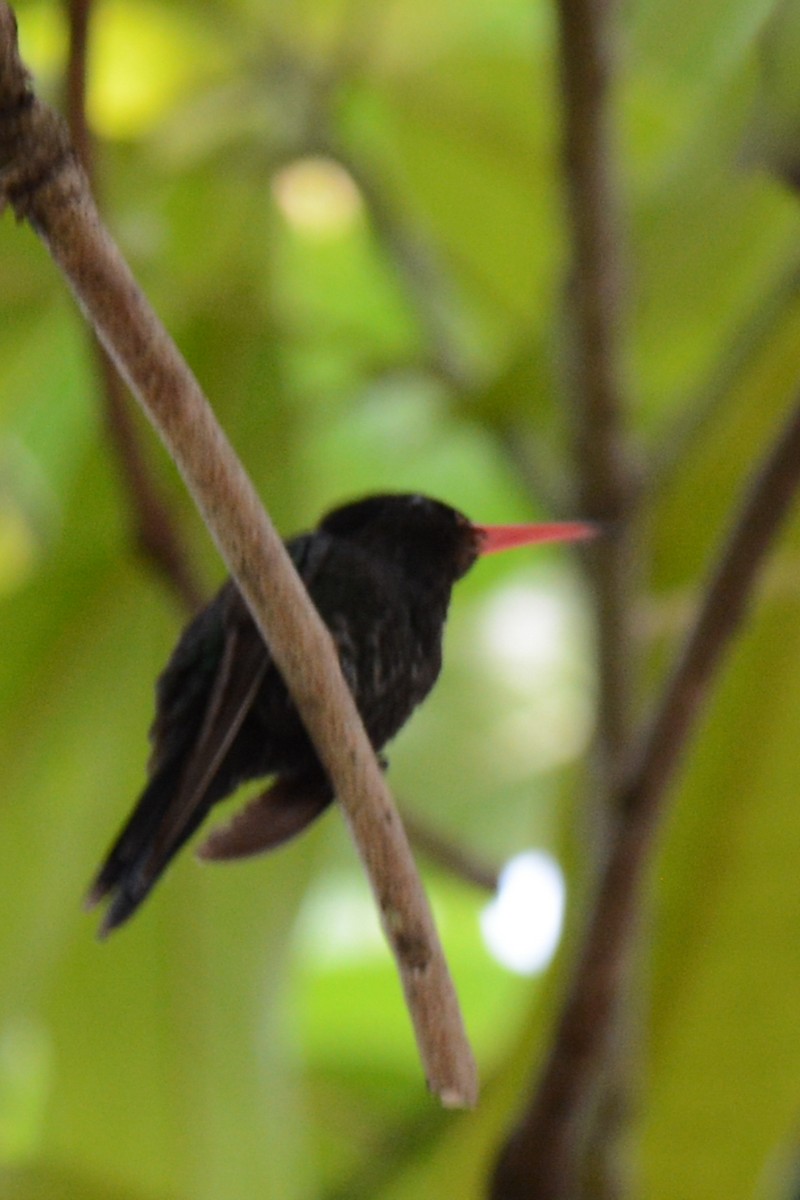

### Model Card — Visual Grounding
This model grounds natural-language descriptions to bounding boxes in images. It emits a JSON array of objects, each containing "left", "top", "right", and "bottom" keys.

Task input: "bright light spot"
[
  {"left": 271, "top": 157, "right": 363, "bottom": 237},
  {"left": 88, "top": 3, "right": 217, "bottom": 138},
  {"left": 295, "top": 877, "right": 384, "bottom": 967},
  {"left": 481, "top": 583, "right": 571, "bottom": 688},
  {"left": 480, "top": 851, "right": 565, "bottom": 975},
  {"left": 475, "top": 580, "right": 594, "bottom": 775}
]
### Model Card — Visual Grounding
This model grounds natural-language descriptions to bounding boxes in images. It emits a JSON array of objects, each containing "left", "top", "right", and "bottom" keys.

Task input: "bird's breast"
[{"left": 342, "top": 593, "right": 446, "bottom": 751}]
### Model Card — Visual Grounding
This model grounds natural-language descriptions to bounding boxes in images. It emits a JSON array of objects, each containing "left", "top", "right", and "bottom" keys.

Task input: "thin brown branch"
[
  {"left": 491, "top": 397, "right": 800, "bottom": 1195},
  {"left": 63, "top": 0, "right": 204, "bottom": 612},
  {"left": 493, "top": 0, "right": 636, "bottom": 1193},
  {"left": 648, "top": 259, "right": 800, "bottom": 500},
  {"left": 322, "top": 137, "right": 475, "bottom": 391},
  {"left": 624, "top": 399, "right": 800, "bottom": 823},
  {"left": 558, "top": 0, "right": 637, "bottom": 775},
  {"left": 493, "top": 418, "right": 570, "bottom": 520},
  {"left": 402, "top": 809, "right": 499, "bottom": 894},
  {"left": 64, "top": 0, "right": 92, "bottom": 173},
  {"left": 0, "top": 4, "right": 477, "bottom": 1108}
]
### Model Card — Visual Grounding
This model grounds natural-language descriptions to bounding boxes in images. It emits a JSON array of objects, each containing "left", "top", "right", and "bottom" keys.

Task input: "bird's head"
[{"left": 318, "top": 493, "right": 596, "bottom": 593}]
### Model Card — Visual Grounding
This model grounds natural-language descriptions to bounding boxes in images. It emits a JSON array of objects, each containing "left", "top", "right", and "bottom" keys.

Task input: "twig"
[
  {"left": 647, "top": 260, "right": 800, "bottom": 501},
  {"left": 64, "top": 0, "right": 204, "bottom": 612},
  {"left": 0, "top": 4, "right": 477, "bottom": 1108},
  {"left": 64, "top": 0, "right": 92, "bottom": 173},
  {"left": 493, "top": 417, "right": 570, "bottom": 520},
  {"left": 402, "top": 808, "right": 499, "bottom": 894},
  {"left": 623, "top": 399, "right": 800, "bottom": 824},
  {"left": 491, "top": 398, "right": 800, "bottom": 1193},
  {"left": 322, "top": 136, "right": 475, "bottom": 391},
  {"left": 493, "top": 0, "right": 636, "bottom": 1193},
  {"left": 557, "top": 0, "right": 636, "bottom": 775}
]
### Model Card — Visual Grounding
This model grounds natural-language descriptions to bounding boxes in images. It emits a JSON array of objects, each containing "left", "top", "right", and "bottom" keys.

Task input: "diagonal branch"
[
  {"left": 491, "top": 396, "right": 800, "bottom": 1194},
  {"left": 493, "top": 416, "right": 571, "bottom": 519},
  {"left": 320, "top": 135, "right": 475, "bottom": 391},
  {"left": 401, "top": 808, "right": 499, "bottom": 894},
  {"left": 64, "top": 0, "right": 204, "bottom": 612},
  {"left": 647, "top": 259, "right": 800, "bottom": 501},
  {"left": 623, "top": 398, "right": 800, "bottom": 824},
  {"left": 0, "top": 3, "right": 476, "bottom": 1108}
]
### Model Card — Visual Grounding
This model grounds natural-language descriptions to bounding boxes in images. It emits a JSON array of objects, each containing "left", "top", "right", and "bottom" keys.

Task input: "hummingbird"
[{"left": 87, "top": 493, "right": 594, "bottom": 936}]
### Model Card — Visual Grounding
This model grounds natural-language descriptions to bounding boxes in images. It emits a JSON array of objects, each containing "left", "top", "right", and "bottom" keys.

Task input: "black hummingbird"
[{"left": 87, "top": 493, "right": 594, "bottom": 936}]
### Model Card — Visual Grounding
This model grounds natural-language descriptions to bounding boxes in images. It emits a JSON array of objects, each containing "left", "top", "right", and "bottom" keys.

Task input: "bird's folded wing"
[{"left": 147, "top": 620, "right": 269, "bottom": 873}]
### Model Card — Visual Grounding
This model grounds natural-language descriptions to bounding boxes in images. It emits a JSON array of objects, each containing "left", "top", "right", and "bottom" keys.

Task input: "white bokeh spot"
[
  {"left": 480, "top": 582, "right": 573, "bottom": 688},
  {"left": 475, "top": 578, "right": 594, "bottom": 775},
  {"left": 480, "top": 851, "right": 565, "bottom": 975}
]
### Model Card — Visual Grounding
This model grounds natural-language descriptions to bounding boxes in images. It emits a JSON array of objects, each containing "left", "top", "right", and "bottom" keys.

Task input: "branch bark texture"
[{"left": 0, "top": 3, "right": 477, "bottom": 1108}]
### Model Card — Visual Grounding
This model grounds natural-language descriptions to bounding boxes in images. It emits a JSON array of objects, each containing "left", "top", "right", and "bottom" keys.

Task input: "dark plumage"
[{"left": 87, "top": 493, "right": 593, "bottom": 935}]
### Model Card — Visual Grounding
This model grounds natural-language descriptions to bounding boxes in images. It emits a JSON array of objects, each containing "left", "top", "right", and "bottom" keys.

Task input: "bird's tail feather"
[
  {"left": 86, "top": 763, "right": 209, "bottom": 937},
  {"left": 87, "top": 770, "right": 334, "bottom": 936},
  {"left": 197, "top": 773, "right": 334, "bottom": 862}
]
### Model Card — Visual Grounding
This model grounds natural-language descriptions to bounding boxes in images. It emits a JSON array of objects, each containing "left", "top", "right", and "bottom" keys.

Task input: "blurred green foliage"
[{"left": 2, "top": 0, "right": 800, "bottom": 1197}]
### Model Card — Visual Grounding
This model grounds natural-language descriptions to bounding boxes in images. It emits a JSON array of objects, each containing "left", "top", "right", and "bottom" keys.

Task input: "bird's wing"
[
  {"left": 89, "top": 536, "right": 330, "bottom": 933},
  {"left": 145, "top": 613, "right": 270, "bottom": 870},
  {"left": 88, "top": 589, "right": 272, "bottom": 932},
  {"left": 92, "top": 528, "right": 425, "bottom": 934},
  {"left": 148, "top": 533, "right": 321, "bottom": 778}
]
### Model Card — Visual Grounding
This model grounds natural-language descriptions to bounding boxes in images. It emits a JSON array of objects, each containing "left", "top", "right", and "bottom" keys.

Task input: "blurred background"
[{"left": 2, "top": 0, "right": 800, "bottom": 1197}]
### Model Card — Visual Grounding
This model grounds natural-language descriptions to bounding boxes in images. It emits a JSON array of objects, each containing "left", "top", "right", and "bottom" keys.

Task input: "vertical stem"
[
  {"left": 491, "top": 0, "right": 636, "bottom": 1194},
  {"left": 63, "top": 0, "right": 204, "bottom": 612},
  {"left": 558, "top": 0, "right": 636, "bottom": 779}
]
